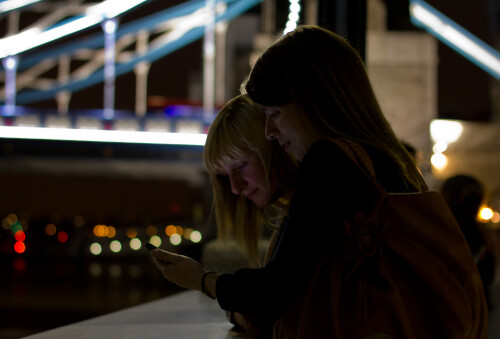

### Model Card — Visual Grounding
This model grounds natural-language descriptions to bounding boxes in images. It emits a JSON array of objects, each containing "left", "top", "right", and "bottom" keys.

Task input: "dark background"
[{"left": 1, "top": 0, "right": 498, "bottom": 337}]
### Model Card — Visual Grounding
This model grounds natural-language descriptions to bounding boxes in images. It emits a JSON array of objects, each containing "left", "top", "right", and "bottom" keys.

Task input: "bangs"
[
  {"left": 204, "top": 117, "right": 256, "bottom": 176},
  {"left": 204, "top": 94, "right": 267, "bottom": 178}
]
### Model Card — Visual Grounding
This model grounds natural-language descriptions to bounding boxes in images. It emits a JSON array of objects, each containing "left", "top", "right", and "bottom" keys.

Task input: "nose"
[
  {"left": 229, "top": 171, "right": 245, "bottom": 195},
  {"left": 265, "top": 115, "right": 278, "bottom": 140}
]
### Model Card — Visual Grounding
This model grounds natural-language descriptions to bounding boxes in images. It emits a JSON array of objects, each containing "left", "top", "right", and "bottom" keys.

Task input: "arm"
[
  {"left": 225, "top": 229, "right": 281, "bottom": 330},
  {"left": 216, "top": 140, "right": 371, "bottom": 317},
  {"left": 150, "top": 249, "right": 221, "bottom": 298}
]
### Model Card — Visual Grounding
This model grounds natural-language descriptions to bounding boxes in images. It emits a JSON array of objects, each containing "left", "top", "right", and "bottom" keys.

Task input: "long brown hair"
[
  {"left": 204, "top": 94, "right": 297, "bottom": 266},
  {"left": 243, "top": 25, "right": 425, "bottom": 191}
]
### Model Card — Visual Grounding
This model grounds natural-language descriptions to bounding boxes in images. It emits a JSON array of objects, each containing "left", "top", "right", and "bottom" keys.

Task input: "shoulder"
[
  {"left": 299, "top": 139, "right": 361, "bottom": 179},
  {"left": 299, "top": 138, "right": 410, "bottom": 193},
  {"left": 301, "top": 138, "right": 349, "bottom": 164}
]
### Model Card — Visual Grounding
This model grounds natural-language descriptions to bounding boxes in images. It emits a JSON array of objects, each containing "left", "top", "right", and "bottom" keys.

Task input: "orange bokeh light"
[
  {"left": 93, "top": 225, "right": 108, "bottom": 237},
  {"left": 106, "top": 226, "right": 116, "bottom": 238},
  {"left": 165, "top": 225, "right": 177, "bottom": 236},
  {"left": 126, "top": 227, "right": 137, "bottom": 239},
  {"left": 175, "top": 226, "right": 184, "bottom": 236},
  {"left": 45, "top": 223, "right": 57, "bottom": 236}
]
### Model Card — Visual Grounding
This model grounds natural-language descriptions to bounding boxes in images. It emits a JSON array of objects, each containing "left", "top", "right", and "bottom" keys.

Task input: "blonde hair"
[
  {"left": 243, "top": 25, "right": 426, "bottom": 191},
  {"left": 204, "top": 94, "right": 297, "bottom": 266}
]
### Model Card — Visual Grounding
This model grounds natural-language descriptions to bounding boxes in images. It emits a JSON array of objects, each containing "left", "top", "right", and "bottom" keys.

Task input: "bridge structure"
[{"left": 0, "top": 0, "right": 261, "bottom": 146}]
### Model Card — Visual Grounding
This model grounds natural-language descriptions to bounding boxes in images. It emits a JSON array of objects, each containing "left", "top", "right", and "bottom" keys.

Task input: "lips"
[{"left": 245, "top": 189, "right": 257, "bottom": 199}]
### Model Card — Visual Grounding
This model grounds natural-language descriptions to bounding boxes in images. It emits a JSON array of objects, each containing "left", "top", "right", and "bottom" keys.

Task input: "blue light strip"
[
  {"left": 0, "top": 0, "right": 150, "bottom": 58},
  {"left": 2, "top": 0, "right": 262, "bottom": 105},
  {"left": 14, "top": 0, "right": 206, "bottom": 71},
  {"left": 409, "top": 0, "right": 500, "bottom": 80}
]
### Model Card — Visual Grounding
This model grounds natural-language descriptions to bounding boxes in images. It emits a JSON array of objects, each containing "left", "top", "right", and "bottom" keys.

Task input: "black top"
[{"left": 216, "top": 139, "right": 417, "bottom": 319}]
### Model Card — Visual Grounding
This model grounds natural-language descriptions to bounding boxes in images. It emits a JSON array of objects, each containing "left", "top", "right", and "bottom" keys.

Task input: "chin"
[
  {"left": 253, "top": 201, "right": 266, "bottom": 208},
  {"left": 252, "top": 197, "right": 271, "bottom": 208}
]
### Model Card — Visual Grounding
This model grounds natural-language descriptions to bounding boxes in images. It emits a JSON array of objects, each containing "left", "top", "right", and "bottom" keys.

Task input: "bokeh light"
[
  {"left": 89, "top": 262, "right": 102, "bottom": 277},
  {"left": 176, "top": 226, "right": 184, "bottom": 236},
  {"left": 430, "top": 120, "right": 463, "bottom": 143},
  {"left": 109, "top": 264, "right": 121, "bottom": 278},
  {"left": 149, "top": 235, "right": 161, "bottom": 247},
  {"left": 1, "top": 218, "right": 11, "bottom": 230},
  {"left": 479, "top": 207, "right": 494, "bottom": 221},
  {"left": 93, "top": 225, "right": 108, "bottom": 237},
  {"left": 45, "top": 223, "right": 57, "bottom": 236},
  {"left": 14, "top": 230, "right": 26, "bottom": 242},
  {"left": 165, "top": 225, "right": 177, "bottom": 236},
  {"left": 106, "top": 226, "right": 116, "bottom": 238},
  {"left": 110, "top": 240, "right": 122, "bottom": 253},
  {"left": 192, "top": 203, "right": 204, "bottom": 223},
  {"left": 11, "top": 222, "right": 23, "bottom": 233},
  {"left": 7, "top": 213, "right": 18, "bottom": 225},
  {"left": 57, "top": 231, "right": 69, "bottom": 243},
  {"left": 183, "top": 228, "right": 193, "bottom": 239},
  {"left": 190, "top": 230, "right": 202, "bottom": 243},
  {"left": 130, "top": 238, "right": 141, "bottom": 250},
  {"left": 431, "top": 153, "right": 447, "bottom": 170},
  {"left": 14, "top": 241, "right": 25, "bottom": 253},
  {"left": 13, "top": 257, "right": 27, "bottom": 272},
  {"left": 169, "top": 233, "right": 181, "bottom": 245},
  {"left": 126, "top": 227, "right": 137, "bottom": 239},
  {"left": 491, "top": 212, "right": 500, "bottom": 223},
  {"left": 90, "top": 242, "right": 102, "bottom": 255},
  {"left": 432, "top": 140, "right": 448, "bottom": 153}
]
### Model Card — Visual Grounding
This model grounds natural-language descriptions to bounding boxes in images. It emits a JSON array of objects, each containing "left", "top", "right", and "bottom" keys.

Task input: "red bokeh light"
[
  {"left": 13, "top": 257, "right": 27, "bottom": 272},
  {"left": 14, "top": 241, "right": 25, "bottom": 254},
  {"left": 15, "top": 230, "right": 26, "bottom": 242},
  {"left": 57, "top": 231, "right": 68, "bottom": 243}
]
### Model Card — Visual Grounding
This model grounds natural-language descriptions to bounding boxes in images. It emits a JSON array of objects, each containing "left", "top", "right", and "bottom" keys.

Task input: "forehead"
[
  {"left": 263, "top": 105, "right": 281, "bottom": 113},
  {"left": 263, "top": 102, "right": 298, "bottom": 114}
]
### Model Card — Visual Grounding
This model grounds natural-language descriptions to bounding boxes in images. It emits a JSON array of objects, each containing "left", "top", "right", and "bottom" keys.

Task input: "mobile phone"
[{"left": 145, "top": 242, "right": 157, "bottom": 251}]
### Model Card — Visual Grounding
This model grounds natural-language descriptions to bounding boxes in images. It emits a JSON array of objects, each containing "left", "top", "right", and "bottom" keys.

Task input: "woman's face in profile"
[
  {"left": 263, "top": 103, "right": 314, "bottom": 161},
  {"left": 219, "top": 153, "right": 277, "bottom": 208}
]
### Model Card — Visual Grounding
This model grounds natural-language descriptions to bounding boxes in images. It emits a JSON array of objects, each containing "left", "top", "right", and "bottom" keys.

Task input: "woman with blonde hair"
[
  {"left": 204, "top": 94, "right": 296, "bottom": 267},
  {"left": 155, "top": 94, "right": 296, "bottom": 336}
]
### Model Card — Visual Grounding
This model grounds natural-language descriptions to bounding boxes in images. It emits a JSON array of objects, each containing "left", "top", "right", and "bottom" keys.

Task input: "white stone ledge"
[{"left": 24, "top": 290, "right": 244, "bottom": 339}]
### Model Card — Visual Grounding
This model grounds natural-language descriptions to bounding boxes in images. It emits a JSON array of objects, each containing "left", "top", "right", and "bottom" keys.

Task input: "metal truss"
[{"left": 0, "top": 0, "right": 261, "bottom": 110}]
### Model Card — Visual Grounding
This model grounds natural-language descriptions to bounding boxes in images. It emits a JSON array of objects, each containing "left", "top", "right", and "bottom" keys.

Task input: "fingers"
[
  {"left": 150, "top": 248, "right": 177, "bottom": 264},
  {"left": 150, "top": 249, "right": 181, "bottom": 282},
  {"left": 151, "top": 255, "right": 167, "bottom": 272}
]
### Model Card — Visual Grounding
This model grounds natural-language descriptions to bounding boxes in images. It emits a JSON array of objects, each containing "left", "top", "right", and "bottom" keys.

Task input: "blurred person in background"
[{"left": 441, "top": 174, "right": 497, "bottom": 310}]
